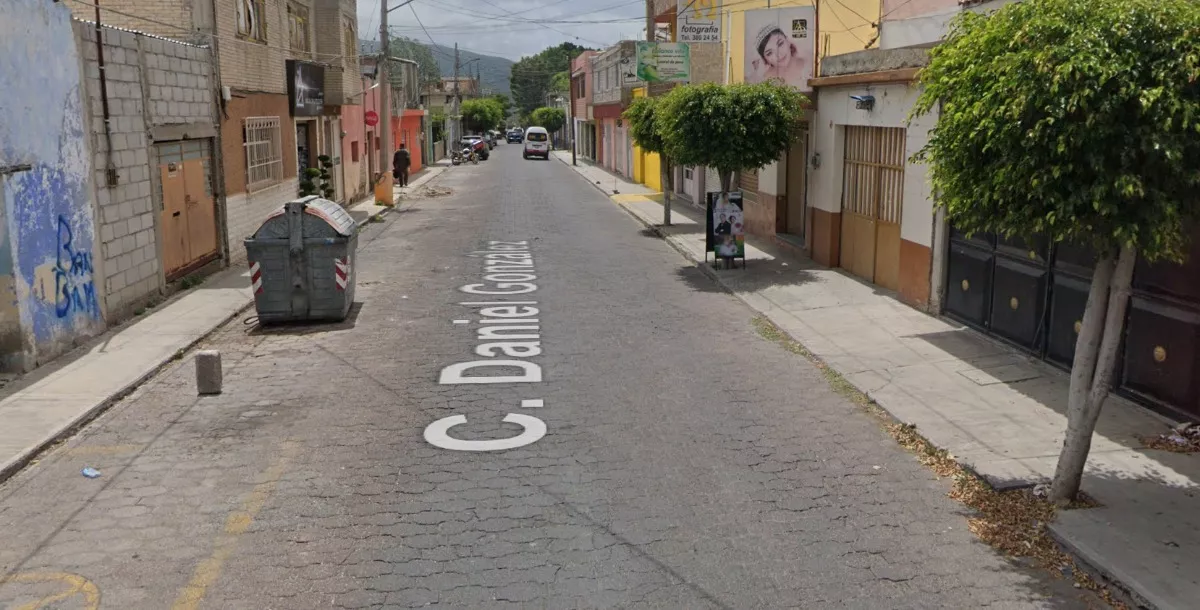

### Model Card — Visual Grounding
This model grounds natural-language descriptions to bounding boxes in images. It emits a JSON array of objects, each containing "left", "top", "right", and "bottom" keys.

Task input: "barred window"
[
  {"left": 287, "top": 3, "right": 310, "bottom": 52},
  {"left": 243, "top": 117, "right": 282, "bottom": 190},
  {"left": 343, "top": 17, "right": 357, "bottom": 63}
]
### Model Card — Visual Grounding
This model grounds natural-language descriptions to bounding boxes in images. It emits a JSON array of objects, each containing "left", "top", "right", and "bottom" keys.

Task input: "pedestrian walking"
[{"left": 393, "top": 143, "right": 411, "bottom": 187}]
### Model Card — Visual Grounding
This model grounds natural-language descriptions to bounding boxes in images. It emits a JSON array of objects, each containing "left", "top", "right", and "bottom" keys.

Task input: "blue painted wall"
[{"left": 0, "top": 0, "right": 104, "bottom": 369}]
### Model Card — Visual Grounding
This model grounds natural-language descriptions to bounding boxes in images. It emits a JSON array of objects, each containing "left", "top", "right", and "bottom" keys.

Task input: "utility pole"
[
  {"left": 568, "top": 60, "right": 576, "bottom": 166},
  {"left": 451, "top": 43, "right": 460, "bottom": 144},
  {"left": 379, "top": 0, "right": 391, "bottom": 189}
]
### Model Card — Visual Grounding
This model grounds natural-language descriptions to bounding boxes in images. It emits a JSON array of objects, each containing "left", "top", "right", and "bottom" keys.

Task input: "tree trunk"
[
  {"left": 661, "top": 158, "right": 673, "bottom": 226},
  {"left": 1049, "top": 245, "right": 1136, "bottom": 504},
  {"left": 719, "top": 170, "right": 733, "bottom": 204}
]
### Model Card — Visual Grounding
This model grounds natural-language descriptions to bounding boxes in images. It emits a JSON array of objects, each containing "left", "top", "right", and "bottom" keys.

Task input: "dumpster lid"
[{"left": 263, "top": 196, "right": 356, "bottom": 236}]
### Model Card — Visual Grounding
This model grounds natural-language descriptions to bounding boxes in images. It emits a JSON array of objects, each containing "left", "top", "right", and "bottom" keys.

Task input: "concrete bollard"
[{"left": 195, "top": 350, "right": 223, "bottom": 395}]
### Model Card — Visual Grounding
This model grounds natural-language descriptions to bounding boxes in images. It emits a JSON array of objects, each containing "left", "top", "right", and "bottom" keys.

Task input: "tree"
[
  {"left": 510, "top": 43, "right": 590, "bottom": 117},
  {"left": 386, "top": 36, "right": 440, "bottom": 88},
  {"left": 462, "top": 98, "right": 503, "bottom": 133},
  {"left": 658, "top": 81, "right": 806, "bottom": 202},
  {"left": 489, "top": 94, "right": 513, "bottom": 121},
  {"left": 912, "top": 0, "right": 1200, "bottom": 504},
  {"left": 530, "top": 107, "right": 565, "bottom": 135},
  {"left": 430, "top": 111, "right": 446, "bottom": 143},
  {"left": 624, "top": 96, "right": 675, "bottom": 225}
]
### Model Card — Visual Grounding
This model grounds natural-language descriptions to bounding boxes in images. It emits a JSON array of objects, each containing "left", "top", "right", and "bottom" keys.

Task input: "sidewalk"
[
  {"left": 344, "top": 166, "right": 446, "bottom": 225},
  {"left": 554, "top": 152, "right": 1199, "bottom": 610},
  {"left": 0, "top": 182, "right": 435, "bottom": 485}
]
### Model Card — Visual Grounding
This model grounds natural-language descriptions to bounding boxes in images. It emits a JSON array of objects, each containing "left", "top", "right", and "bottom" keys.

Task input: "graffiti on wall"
[
  {"left": 0, "top": 0, "right": 106, "bottom": 368},
  {"left": 54, "top": 216, "right": 98, "bottom": 318}
]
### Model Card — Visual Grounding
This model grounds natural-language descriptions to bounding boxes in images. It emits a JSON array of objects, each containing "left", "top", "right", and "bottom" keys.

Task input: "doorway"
[
  {"left": 322, "top": 117, "right": 343, "bottom": 202},
  {"left": 782, "top": 134, "right": 808, "bottom": 240},
  {"left": 156, "top": 139, "right": 219, "bottom": 279},
  {"left": 840, "top": 126, "right": 905, "bottom": 291},
  {"left": 296, "top": 122, "right": 312, "bottom": 176}
]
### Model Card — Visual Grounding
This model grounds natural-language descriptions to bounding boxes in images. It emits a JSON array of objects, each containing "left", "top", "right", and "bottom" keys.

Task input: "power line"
[{"left": 69, "top": 0, "right": 351, "bottom": 62}]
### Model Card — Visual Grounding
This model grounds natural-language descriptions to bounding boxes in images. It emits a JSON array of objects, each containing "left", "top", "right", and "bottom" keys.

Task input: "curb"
[
  {"left": 604, "top": 181, "right": 1161, "bottom": 610},
  {"left": 0, "top": 174, "right": 450, "bottom": 486},
  {"left": 0, "top": 298, "right": 254, "bottom": 485}
]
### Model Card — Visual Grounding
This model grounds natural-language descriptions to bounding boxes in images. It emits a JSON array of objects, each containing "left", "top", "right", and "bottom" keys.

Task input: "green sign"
[{"left": 635, "top": 42, "right": 690, "bottom": 83}]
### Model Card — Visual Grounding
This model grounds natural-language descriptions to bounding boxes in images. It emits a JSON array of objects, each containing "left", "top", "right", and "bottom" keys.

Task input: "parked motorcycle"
[
  {"left": 464, "top": 146, "right": 478, "bottom": 164},
  {"left": 451, "top": 149, "right": 463, "bottom": 165}
]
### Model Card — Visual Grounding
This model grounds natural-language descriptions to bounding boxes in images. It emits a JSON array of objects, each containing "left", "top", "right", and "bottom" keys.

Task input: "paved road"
[{"left": 0, "top": 146, "right": 1089, "bottom": 609}]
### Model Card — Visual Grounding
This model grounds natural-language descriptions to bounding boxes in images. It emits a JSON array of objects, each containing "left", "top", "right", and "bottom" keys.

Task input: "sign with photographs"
[
  {"left": 706, "top": 191, "right": 745, "bottom": 259},
  {"left": 744, "top": 7, "right": 816, "bottom": 92}
]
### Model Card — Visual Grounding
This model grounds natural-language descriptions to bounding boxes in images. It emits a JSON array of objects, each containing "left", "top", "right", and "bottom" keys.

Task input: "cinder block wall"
[{"left": 75, "top": 22, "right": 219, "bottom": 318}]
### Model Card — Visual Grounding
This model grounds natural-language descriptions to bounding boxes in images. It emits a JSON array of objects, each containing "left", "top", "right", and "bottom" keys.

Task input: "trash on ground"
[
  {"left": 81, "top": 467, "right": 101, "bottom": 478},
  {"left": 1140, "top": 422, "right": 1200, "bottom": 453}
]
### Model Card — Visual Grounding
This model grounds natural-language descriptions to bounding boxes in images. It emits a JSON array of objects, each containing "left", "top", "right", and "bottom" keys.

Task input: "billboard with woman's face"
[{"left": 744, "top": 7, "right": 816, "bottom": 92}]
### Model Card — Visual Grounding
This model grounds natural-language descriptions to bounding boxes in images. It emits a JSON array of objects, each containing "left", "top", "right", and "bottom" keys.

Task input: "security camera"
[{"left": 850, "top": 94, "right": 875, "bottom": 110}]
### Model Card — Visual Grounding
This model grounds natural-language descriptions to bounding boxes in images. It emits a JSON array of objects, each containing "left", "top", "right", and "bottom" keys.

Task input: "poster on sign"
[
  {"left": 744, "top": 7, "right": 816, "bottom": 92},
  {"left": 677, "top": 0, "right": 722, "bottom": 43},
  {"left": 706, "top": 191, "right": 745, "bottom": 261}
]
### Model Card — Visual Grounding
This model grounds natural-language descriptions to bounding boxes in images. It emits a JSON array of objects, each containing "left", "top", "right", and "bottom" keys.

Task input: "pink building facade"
[{"left": 571, "top": 51, "right": 598, "bottom": 161}]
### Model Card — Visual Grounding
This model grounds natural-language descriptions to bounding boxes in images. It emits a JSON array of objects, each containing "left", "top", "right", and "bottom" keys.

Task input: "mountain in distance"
[
  {"left": 427, "top": 44, "right": 513, "bottom": 96},
  {"left": 360, "top": 39, "right": 514, "bottom": 96}
]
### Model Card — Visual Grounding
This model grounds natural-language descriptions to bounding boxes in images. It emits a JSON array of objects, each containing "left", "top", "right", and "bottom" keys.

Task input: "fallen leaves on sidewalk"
[
  {"left": 1139, "top": 422, "right": 1200, "bottom": 453},
  {"left": 751, "top": 315, "right": 1128, "bottom": 610}
]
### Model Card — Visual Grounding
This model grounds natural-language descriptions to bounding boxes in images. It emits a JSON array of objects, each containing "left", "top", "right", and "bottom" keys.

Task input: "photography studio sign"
[{"left": 287, "top": 60, "right": 325, "bottom": 117}]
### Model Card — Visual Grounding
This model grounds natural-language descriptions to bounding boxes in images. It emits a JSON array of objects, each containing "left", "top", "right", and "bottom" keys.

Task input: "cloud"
[{"left": 358, "top": 0, "right": 646, "bottom": 60}]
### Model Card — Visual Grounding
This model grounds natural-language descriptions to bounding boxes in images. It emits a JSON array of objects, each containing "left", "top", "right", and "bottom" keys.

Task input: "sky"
[{"left": 357, "top": 0, "right": 649, "bottom": 61}]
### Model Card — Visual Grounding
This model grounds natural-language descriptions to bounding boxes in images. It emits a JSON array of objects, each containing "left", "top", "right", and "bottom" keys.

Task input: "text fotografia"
[{"left": 425, "top": 241, "right": 547, "bottom": 452}]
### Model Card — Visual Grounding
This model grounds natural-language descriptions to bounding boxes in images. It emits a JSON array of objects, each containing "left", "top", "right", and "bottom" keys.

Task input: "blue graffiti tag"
[{"left": 54, "top": 215, "right": 99, "bottom": 318}]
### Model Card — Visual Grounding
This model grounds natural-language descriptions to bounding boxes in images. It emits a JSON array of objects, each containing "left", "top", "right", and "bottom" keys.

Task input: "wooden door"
[
  {"left": 158, "top": 140, "right": 218, "bottom": 279},
  {"left": 158, "top": 151, "right": 189, "bottom": 277},
  {"left": 181, "top": 141, "right": 217, "bottom": 263},
  {"left": 840, "top": 126, "right": 905, "bottom": 291},
  {"left": 784, "top": 135, "right": 808, "bottom": 238}
]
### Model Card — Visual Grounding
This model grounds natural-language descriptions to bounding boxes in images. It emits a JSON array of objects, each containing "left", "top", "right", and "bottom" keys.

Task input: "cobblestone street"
[{"left": 0, "top": 146, "right": 1093, "bottom": 609}]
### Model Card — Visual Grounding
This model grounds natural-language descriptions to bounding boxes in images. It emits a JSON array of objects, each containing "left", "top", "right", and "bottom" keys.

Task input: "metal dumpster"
[{"left": 245, "top": 196, "right": 357, "bottom": 323}]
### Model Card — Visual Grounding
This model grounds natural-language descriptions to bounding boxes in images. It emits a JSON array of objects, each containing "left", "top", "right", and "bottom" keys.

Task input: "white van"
[{"left": 523, "top": 126, "right": 550, "bottom": 160}]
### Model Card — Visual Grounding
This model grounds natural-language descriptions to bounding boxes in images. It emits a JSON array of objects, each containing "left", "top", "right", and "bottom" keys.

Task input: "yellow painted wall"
[
  {"left": 723, "top": 0, "right": 880, "bottom": 84},
  {"left": 630, "top": 86, "right": 662, "bottom": 190}
]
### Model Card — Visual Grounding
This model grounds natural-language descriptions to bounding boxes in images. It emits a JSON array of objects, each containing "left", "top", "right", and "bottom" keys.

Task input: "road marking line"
[
  {"left": 521, "top": 399, "right": 544, "bottom": 408},
  {"left": 171, "top": 440, "right": 299, "bottom": 610},
  {"left": 0, "top": 571, "right": 100, "bottom": 610}
]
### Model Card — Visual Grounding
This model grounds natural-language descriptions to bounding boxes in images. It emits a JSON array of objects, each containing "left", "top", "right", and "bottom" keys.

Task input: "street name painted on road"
[{"left": 425, "top": 241, "right": 547, "bottom": 452}]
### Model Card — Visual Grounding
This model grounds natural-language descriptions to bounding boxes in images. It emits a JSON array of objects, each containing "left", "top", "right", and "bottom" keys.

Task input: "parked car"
[
  {"left": 507, "top": 128, "right": 523, "bottom": 144},
  {"left": 461, "top": 136, "right": 489, "bottom": 160},
  {"left": 523, "top": 126, "right": 550, "bottom": 160}
]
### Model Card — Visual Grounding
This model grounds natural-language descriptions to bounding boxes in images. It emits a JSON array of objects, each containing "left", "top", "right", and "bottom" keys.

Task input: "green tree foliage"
[
  {"left": 658, "top": 82, "right": 806, "bottom": 193},
  {"left": 625, "top": 95, "right": 676, "bottom": 224},
  {"left": 624, "top": 97, "right": 665, "bottom": 156},
  {"left": 386, "top": 35, "right": 441, "bottom": 87},
  {"left": 912, "top": 0, "right": 1200, "bottom": 503},
  {"left": 489, "top": 94, "right": 513, "bottom": 120},
  {"left": 529, "top": 107, "right": 565, "bottom": 134},
  {"left": 914, "top": 0, "right": 1200, "bottom": 263},
  {"left": 462, "top": 98, "right": 505, "bottom": 133},
  {"left": 430, "top": 111, "right": 446, "bottom": 143},
  {"left": 510, "top": 43, "right": 589, "bottom": 117}
]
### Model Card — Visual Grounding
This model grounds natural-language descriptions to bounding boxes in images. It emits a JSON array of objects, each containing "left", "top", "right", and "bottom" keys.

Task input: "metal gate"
[
  {"left": 840, "top": 126, "right": 905, "bottom": 290},
  {"left": 945, "top": 227, "right": 1200, "bottom": 419},
  {"left": 157, "top": 139, "right": 219, "bottom": 279}
]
